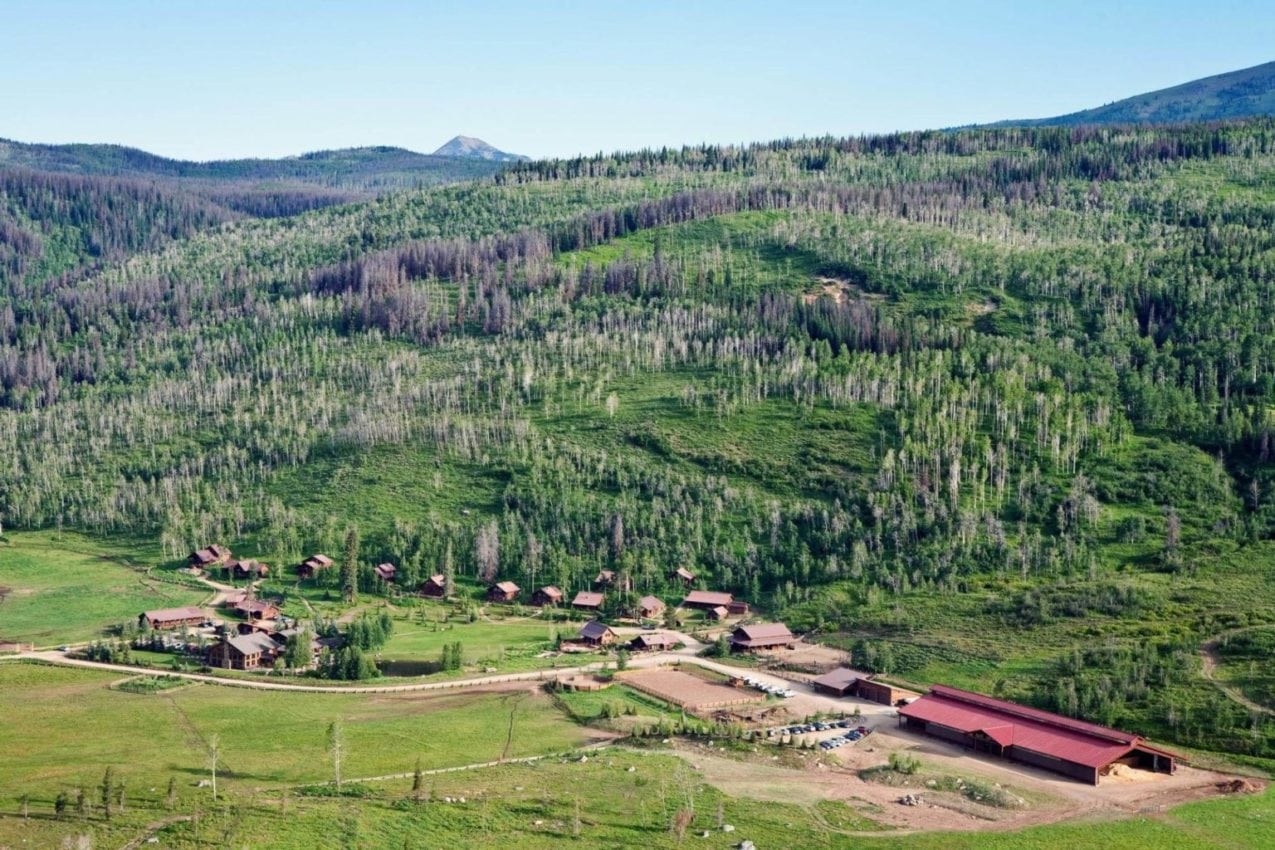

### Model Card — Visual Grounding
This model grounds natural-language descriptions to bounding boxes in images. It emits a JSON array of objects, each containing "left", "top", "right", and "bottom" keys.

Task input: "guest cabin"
[
  {"left": 374, "top": 563, "right": 397, "bottom": 582},
  {"left": 572, "top": 590, "right": 605, "bottom": 612},
  {"left": 531, "top": 586, "right": 564, "bottom": 607},
  {"left": 637, "top": 595, "right": 665, "bottom": 619},
  {"left": 419, "top": 574, "right": 447, "bottom": 597},
  {"left": 297, "top": 554, "right": 333, "bottom": 579},
  {"left": 224, "top": 559, "right": 269, "bottom": 580},
  {"left": 487, "top": 581, "right": 520, "bottom": 603},
  {"left": 577, "top": 620, "right": 617, "bottom": 646},
  {"left": 188, "top": 545, "right": 231, "bottom": 570}
]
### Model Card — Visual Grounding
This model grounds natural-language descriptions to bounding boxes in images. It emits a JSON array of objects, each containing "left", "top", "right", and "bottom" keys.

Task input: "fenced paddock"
[{"left": 619, "top": 668, "right": 764, "bottom": 711}]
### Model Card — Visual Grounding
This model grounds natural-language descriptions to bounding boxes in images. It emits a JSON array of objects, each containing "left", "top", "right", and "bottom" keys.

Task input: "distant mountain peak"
[{"left": 432, "top": 135, "right": 528, "bottom": 162}]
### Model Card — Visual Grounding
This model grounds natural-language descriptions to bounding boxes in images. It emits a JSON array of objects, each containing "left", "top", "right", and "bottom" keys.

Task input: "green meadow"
[{"left": 0, "top": 532, "right": 207, "bottom": 645}]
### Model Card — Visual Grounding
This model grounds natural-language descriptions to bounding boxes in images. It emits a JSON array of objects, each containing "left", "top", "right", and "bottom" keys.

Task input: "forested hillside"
[
  {"left": 0, "top": 138, "right": 510, "bottom": 220},
  {"left": 4, "top": 122, "right": 1275, "bottom": 758}
]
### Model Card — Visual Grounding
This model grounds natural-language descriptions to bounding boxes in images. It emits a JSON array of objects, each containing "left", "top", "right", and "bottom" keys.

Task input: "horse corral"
[{"left": 620, "top": 668, "right": 764, "bottom": 711}]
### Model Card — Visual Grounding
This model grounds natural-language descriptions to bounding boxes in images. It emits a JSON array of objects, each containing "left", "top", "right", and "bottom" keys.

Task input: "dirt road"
[{"left": 1199, "top": 629, "right": 1273, "bottom": 716}]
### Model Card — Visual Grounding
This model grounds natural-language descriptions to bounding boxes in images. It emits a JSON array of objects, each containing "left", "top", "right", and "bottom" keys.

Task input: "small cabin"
[
  {"left": 531, "top": 586, "right": 564, "bottom": 607},
  {"left": 577, "top": 620, "right": 617, "bottom": 647},
  {"left": 487, "top": 581, "right": 520, "bottom": 603},
  {"left": 637, "top": 595, "right": 665, "bottom": 619},
  {"left": 188, "top": 544, "right": 231, "bottom": 570},
  {"left": 419, "top": 574, "right": 447, "bottom": 597},
  {"left": 572, "top": 590, "right": 605, "bottom": 611},
  {"left": 298, "top": 554, "right": 333, "bottom": 579}
]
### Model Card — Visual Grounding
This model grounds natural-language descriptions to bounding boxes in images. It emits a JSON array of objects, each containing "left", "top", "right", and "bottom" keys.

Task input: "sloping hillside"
[{"left": 987, "top": 60, "right": 1275, "bottom": 126}]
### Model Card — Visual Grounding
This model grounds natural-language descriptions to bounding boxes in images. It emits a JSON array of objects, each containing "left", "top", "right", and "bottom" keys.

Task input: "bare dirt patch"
[
  {"left": 757, "top": 642, "right": 850, "bottom": 672},
  {"left": 802, "top": 277, "right": 885, "bottom": 305},
  {"left": 655, "top": 722, "right": 1264, "bottom": 836},
  {"left": 620, "top": 668, "right": 762, "bottom": 711}
]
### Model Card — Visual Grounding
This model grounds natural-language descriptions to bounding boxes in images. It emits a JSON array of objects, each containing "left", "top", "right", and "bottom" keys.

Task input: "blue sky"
[{"left": 2, "top": 0, "right": 1272, "bottom": 160}]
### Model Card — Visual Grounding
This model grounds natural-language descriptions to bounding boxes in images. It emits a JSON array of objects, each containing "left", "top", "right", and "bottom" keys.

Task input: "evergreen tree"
[{"left": 342, "top": 525, "right": 360, "bottom": 605}]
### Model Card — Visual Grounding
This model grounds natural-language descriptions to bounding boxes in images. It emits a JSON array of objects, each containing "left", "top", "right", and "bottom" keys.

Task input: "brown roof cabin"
[
  {"left": 682, "top": 590, "right": 733, "bottom": 609},
  {"left": 297, "top": 554, "right": 333, "bottom": 579},
  {"left": 578, "top": 620, "right": 617, "bottom": 646},
  {"left": 236, "top": 620, "right": 276, "bottom": 635},
  {"left": 487, "top": 581, "right": 520, "bottom": 603},
  {"left": 374, "top": 563, "right": 397, "bottom": 582},
  {"left": 531, "top": 586, "right": 564, "bottom": 607},
  {"left": 673, "top": 566, "right": 696, "bottom": 586},
  {"left": 630, "top": 632, "right": 678, "bottom": 652},
  {"left": 726, "top": 600, "right": 750, "bottom": 616},
  {"left": 730, "top": 622, "right": 795, "bottom": 652},
  {"left": 140, "top": 606, "right": 206, "bottom": 630},
  {"left": 419, "top": 574, "right": 447, "bottom": 597},
  {"left": 188, "top": 544, "right": 231, "bottom": 570},
  {"left": 221, "top": 589, "right": 249, "bottom": 609},
  {"left": 206, "top": 633, "right": 280, "bottom": 671},
  {"left": 572, "top": 590, "right": 605, "bottom": 611},
  {"left": 594, "top": 569, "right": 631, "bottom": 591},
  {"left": 234, "top": 599, "right": 280, "bottom": 621},
  {"left": 708, "top": 605, "right": 730, "bottom": 621},
  {"left": 637, "top": 595, "right": 665, "bottom": 619},
  {"left": 225, "top": 559, "right": 269, "bottom": 580}
]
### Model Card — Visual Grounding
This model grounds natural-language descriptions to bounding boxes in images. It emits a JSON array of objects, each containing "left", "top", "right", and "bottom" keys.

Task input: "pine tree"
[{"left": 342, "top": 525, "right": 360, "bottom": 604}]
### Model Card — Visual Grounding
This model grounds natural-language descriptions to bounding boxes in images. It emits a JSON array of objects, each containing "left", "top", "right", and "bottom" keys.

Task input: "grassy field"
[
  {"left": 0, "top": 532, "right": 207, "bottom": 645},
  {"left": 380, "top": 612, "right": 580, "bottom": 669},
  {"left": 0, "top": 662, "right": 589, "bottom": 800},
  {"left": 2, "top": 744, "right": 1268, "bottom": 849}
]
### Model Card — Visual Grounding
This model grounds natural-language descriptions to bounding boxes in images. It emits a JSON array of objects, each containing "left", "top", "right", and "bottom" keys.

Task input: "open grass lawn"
[
  {"left": 383, "top": 614, "right": 571, "bottom": 660},
  {"left": 0, "top": 662, "right": 588, "bottom": 801},
  {"left": 0, "top": 532, "right": 207, "bottom": 645},
  {"left": 553, "top": 684, "right": 680, "bottom": 724}
]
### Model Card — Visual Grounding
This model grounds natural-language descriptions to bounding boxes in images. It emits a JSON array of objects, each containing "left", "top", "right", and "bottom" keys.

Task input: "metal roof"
[
  {"left": 684, "top": 590, "right": 733, "bottom": 606},
  {"left": 899, "top": 685, "right": 1162, "bottom": 769},
  {"left": 578, "top": 620, "right": 614, "bottom": 640},
  {"left": 811, "top": 667, "right": 872, "bottom": 690},
  {"left": 733, "top": 622, "right": 793, "bottom": 641}
]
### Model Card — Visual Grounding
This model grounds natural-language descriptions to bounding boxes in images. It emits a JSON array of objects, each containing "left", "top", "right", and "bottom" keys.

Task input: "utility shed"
[
  {"left": 899, "top": 685, "right": 1178, "bottom": 785},
  {"left": 811, "top": 667, "right": 872, "bottom": 697}
]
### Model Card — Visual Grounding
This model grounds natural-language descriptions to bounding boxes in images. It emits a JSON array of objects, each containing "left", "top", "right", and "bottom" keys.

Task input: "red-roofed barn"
[{"left": 899, "top": 685, "right": 1177, "bottom": 784}]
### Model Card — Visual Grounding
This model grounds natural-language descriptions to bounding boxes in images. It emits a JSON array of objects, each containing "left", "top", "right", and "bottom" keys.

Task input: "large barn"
[{"left": 898, "top": 685, "right": 1177, "bottom": 784}]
